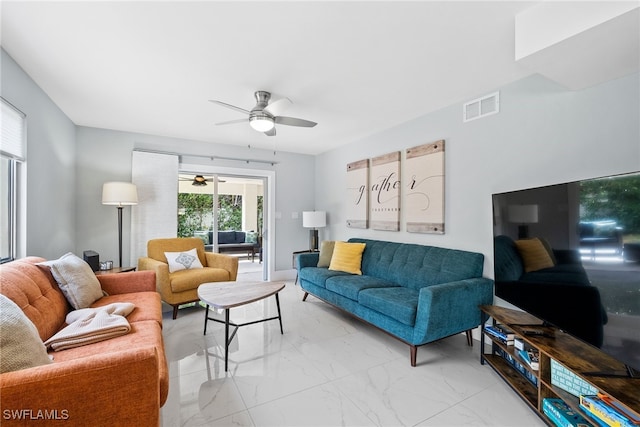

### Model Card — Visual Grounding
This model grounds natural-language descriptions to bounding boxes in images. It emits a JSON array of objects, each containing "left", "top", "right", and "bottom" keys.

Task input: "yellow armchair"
[{"left": 138, "top": 237, "right": 238, "bottom": 319}]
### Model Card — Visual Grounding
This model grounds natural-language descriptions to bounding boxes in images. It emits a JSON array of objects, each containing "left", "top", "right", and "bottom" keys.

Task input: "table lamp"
[
  {"left": 508, "top": 204, "right": 538, "bottom": 239},
  {"left": 102, "top": 182, "right": 138, "bottom": 267},
  {"left": 302, "top": 211, "right": 326, "bottom": 251}
]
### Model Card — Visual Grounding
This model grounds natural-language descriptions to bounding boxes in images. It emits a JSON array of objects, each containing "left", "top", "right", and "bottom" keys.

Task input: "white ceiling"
[{"left": 1, "top": 1, "right": 637, "bottom": 156}]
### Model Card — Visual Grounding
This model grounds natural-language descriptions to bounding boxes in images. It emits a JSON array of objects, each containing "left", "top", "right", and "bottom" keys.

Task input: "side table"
[{"left": 95, "top": 266, "right": 136, "bottom": 276}]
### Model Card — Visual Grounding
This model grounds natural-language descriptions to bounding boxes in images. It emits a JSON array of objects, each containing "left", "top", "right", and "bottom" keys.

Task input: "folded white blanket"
[
  {"left": 65, "top": 302, "right": 135, "bottom": 324},
  {"left": 45, "top": 303, "right": 135, "bottom": 352}
]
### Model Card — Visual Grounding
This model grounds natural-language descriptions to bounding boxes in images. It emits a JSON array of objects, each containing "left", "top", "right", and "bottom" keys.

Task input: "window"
[{"left": 1, "top": 98, "right": 26, "bottom": 263}]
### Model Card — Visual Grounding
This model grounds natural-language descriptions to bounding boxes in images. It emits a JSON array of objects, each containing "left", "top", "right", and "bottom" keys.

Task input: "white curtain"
[{"left": 130, "top": 151, "right": 178, "bottom": 266}]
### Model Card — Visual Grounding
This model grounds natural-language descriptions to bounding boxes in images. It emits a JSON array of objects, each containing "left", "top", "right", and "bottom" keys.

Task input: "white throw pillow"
[
  {"left": 0, "top": 294, "right": 52, "bottom": 373},
  {"left": 164, "top": 248, "right": 204, "bottom": 273},
  {"left": 40, "top": 252, "right": 104, "bottom": 309}
]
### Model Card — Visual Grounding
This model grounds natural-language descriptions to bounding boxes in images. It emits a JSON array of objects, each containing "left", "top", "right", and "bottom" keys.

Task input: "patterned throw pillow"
[
  {"left": 164, "top": 248, "right": 204, "bottom": 273},
  {"left": 329, "top": 241, "right": 366, "bottom": 275}
]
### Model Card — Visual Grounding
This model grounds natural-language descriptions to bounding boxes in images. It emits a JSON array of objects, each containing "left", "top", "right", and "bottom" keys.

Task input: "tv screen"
[{"left": 492, "top": 171, "right": 640, "bottom": 375}]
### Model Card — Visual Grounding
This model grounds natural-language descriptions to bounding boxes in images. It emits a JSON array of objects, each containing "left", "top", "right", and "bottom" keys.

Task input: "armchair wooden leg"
[
  {"left": 410, "top": 345, "right": 417, "bottom": 367},
  {"left": 302, "top": 292, "right": 309, "bottom": 301},
  {"left": 466, "top": 329, "right": 473, "bottom": 346},
  {"left": 172, "top": 305, "right": 179, "bottom": 320}
]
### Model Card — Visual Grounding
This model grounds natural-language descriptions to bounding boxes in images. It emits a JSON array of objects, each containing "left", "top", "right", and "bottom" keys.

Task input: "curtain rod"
[{"left": 133, "top": 148, "right": 279, "bottom": 166}]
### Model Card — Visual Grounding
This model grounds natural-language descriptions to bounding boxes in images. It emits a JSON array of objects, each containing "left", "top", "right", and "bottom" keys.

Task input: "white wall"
[
  {"left": 315, "top": 73, "right": 640, "bottom": 277},
  {"left": 1, "top": 49, "right": 77, "bottom": 259}
]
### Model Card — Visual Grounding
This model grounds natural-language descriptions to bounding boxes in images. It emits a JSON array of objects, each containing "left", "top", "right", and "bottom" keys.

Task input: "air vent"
[{"left": 463, "top": 92, "right": 500, "bottom": 122}]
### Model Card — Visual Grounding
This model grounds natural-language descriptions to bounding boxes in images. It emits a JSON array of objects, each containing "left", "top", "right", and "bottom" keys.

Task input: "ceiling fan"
[
  {"left": 209, "top": 91, "right": 317, "bottom": 136},
  {"left": 178, "top": 175, "right": 225, "bottom": 186}
]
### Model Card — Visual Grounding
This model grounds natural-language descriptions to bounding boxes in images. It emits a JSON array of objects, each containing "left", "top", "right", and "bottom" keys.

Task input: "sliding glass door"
[{"left": 178, "top": 173, "right": 265, "bottom": 279}]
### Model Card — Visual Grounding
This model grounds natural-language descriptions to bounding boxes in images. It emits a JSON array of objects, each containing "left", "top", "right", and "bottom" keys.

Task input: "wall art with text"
[
  {"left": 370, "top": 151, "right": 401, "bottom": 231},
  {"left": 405, "top": 140, "right": 445, "bottom": 234},
  {"left": 346, "top": 159, "right": 369, "bottom": 229}
]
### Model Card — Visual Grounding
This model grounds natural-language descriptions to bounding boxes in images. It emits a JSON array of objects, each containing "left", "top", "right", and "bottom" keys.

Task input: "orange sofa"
[{"left": 0, "top": 257, "right": 168, "bottom": 426}]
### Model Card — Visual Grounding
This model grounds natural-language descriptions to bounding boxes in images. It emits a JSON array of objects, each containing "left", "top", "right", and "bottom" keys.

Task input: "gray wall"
[
  {"left": 75, "top": 128, "right": 316, "bottom": 272},
  {"left": 314, "top": 73, "right": 640, "bottom": 277},
  {"left": 1, "top": 49, "right": 77, "bottom": 259}
]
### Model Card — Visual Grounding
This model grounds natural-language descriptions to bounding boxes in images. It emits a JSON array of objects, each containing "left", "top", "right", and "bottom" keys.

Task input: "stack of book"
[
  {"left": 542, "top": 398, "right": 590, "bottom": 427},
  {"left": 496, "top": 347, "right": 538, "bottom": 386},
  {"left": 484, "top": 324, "right": 515, "bottom": 346},
  {"left": 518, "top": 347, "right": 540, "bottom": 371},
  {"left": 580, "top": 393, "right": 640, "bottom": 427}
]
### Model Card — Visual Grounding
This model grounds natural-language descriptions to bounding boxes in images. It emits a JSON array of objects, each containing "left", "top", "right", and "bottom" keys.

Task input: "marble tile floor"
[{"left": 160, "top": 280, "right": 545, "bottom": 427}]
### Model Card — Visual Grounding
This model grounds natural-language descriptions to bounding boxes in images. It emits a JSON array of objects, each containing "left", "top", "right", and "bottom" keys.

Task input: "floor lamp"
[
  {"left": 302, "top": 211, "right": 326, "bottom": 252},
  {"left": 102, "top": 182, "right": 138, "bottom": 267}
]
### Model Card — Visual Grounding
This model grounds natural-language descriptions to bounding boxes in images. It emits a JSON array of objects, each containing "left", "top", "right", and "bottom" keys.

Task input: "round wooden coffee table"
[{"left": 198, "top": 281, "right": 285, "bottom": 371}]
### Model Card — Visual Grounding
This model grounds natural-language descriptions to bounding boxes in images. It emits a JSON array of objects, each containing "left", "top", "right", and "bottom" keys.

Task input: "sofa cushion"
[
  {"left": 349, "top": 238, "right": 484, "bottom": 290},
  {"left": 358, "top": 287, "right": 419, "bottom": 326},
  {"left": 329, "top": 241, "right": 366, "bottom": 275},
  {"left": 299, "top": 267, "right": 350, "bottom": 288},
  {"left": 0, "top": 258, "right": 69, "bottom": 341},
  {"left": 218, "top": 231, "right": 236, "bottom": 244},
  {"left": 41, "top": 252, "right": 104, "bottom": 309},
  {"left": 169, "top": 267, "right": 231, "bottom": 293},
  {"left": 325, "top": 275, "right": 399, "bottom": 301},
  {"left": 0, "top": 294, "right": 52, "bottom": 373},
  {"left": 317, "top": 240, "right": 336, "bottom": 268},
  {"left": 520, "top": 265, "right": 590, "bottom": 285},
  {"left": 515, "top": 238, "right": 555, "bottom": 273},
  {"left": 165, "top": 248, "right": 204, "bottom": 273},
  {"left": 49, "top": 319, "right": 169, "bottom": 405}
]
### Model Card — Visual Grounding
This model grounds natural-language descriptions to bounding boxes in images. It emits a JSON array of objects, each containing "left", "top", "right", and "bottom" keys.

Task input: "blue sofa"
[
  {"left": 296, "top": 238, "right": 494, "bottom": 366},
  {"left": 202, "top": 230, "right": 260, "bottom": 261}
]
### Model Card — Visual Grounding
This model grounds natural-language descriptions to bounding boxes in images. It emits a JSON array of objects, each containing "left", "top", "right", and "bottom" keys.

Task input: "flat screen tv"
[{"left": 492, "top": 171, "right": 640, "bottom": 376}]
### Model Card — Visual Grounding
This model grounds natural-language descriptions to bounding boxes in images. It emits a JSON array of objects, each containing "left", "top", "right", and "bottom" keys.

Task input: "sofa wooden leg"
[
  {"left": 302, "top": 292, "right": 309, "bottom": 301},
  {"left": 172, "top": 305, "right": 179, "bottom": 320},
  {"left": 466, "top": 329, "right": 473, "bottom": 346},
  {"left": 410, "top": 345, "right": 417, "bottom": 367}
]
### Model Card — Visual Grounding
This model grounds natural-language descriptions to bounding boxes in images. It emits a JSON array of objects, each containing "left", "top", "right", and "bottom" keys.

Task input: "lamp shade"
[
  {"left": 507, "top": 204, "right": 538, "bottom": 224},
  {"left": 102, "top": 182, "right": 138, "bottom": 206},
  {"left": 302, "top": 211, "right": 326, "bottom": 228}
]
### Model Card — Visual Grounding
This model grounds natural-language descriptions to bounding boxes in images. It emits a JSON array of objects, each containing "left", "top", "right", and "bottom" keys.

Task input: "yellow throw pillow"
[
  {"left": 329, "top": 241, "right": 366, "bottom": 275},
  {"left": 515, "top": 238, "right": 555, "bottom": 273},
  {"left": 317, "top": 240, "right": 336, "bottom": 268}
]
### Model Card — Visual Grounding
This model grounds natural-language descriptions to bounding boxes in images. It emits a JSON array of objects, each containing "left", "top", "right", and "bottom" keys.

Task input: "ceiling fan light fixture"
[
  {"left": 192, "top": 175, "right": 207, "bottom": 186},
  {"left": 249, "top": 114, "right": 275, "bottom": 132}
]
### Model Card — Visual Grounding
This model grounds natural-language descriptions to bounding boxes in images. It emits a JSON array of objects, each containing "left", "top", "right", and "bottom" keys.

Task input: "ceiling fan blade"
[
  {"left": 264, "top": 128, "right": 276, "bottom": 137},
  {"left": 263, "top": 97, "right": 292, "bottom": 116},
  {"left": 208, "top": 100, "right": 250, "bottom": 115},
  {"left": 275, "top": 116, "right": 317, "bottom": 128},
  {"left": 215, "top": 118, "right": 248, "bottom": 126}
]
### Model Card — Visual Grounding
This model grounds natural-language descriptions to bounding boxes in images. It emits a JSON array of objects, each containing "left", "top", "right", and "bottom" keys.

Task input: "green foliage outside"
[
  {"left": 177, "top": 193, "right": 243, "bottom": 237},
  {"left": 580, "top": 173, "right": 640, "bottom": 238}
]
